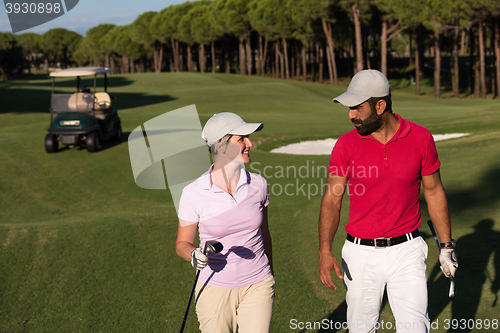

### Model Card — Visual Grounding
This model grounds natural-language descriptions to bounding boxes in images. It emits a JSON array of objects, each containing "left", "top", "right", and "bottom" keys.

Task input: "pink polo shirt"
[
  {"left": 328, "top": 114, "right": 440, "bottom": 238},
  {"left": 178, "top": 166, "right": 272, "bottom": 288}
]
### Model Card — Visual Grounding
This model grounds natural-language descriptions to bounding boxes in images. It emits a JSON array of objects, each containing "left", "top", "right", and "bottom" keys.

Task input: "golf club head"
[
  {"left": 205, "top": 240, "right": 223, "bottom": 254},
  {"left": 449, "top": 276, "right": 456, "bottom": 299}
]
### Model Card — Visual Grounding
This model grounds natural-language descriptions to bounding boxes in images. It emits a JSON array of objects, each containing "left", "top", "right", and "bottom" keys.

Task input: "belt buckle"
[{"left": 374, "top": 237, "right": 391, "bottom": 248}]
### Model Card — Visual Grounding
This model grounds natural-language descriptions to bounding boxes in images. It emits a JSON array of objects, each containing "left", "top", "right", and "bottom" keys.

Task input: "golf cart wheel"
[
  {"left": 114, "top": 122, "right": 122, "bottom": 141},
  {"left": 45, "top": 134, "right": 58, "bottom": 153},
  {"left": 86, "top": 132, "right": 99, "bottom": 152}
]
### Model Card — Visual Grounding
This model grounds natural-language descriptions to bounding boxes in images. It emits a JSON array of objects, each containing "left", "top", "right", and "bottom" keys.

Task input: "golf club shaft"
[
  {"left": 427, "top": 220, "right": 441, "bottom": 251},
  {"left": 180, "top": 270, "right": 201, "bottom": 333},
  {"left": 427, "top": 220, "right": 455, "bottom": 299},
  {"left": 180, "top": 243, "right": 209, "bottom": 333}
]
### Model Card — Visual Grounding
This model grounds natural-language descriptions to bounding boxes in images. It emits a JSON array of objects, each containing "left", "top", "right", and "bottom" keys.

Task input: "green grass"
[{"left": 1, "top": 72, "right": 500, "bottom": 332}]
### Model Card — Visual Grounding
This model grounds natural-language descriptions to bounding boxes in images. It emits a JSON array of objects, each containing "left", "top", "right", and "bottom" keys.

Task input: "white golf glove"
[
  {"left": 439, "top": 248, "right": 458, "bottom": 278},
  {"left": 191, "top": 248, "right": 208, "bottom": 271}
]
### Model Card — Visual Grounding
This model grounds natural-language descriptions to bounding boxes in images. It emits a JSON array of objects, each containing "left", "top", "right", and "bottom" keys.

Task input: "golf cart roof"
[{"left": 50, "top": 67, "right": 114, "bottom": 77}]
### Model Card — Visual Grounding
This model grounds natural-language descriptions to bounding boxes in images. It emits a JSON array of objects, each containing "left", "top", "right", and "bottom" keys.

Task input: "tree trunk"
[
  {"left": 352, "top": 0, "right": 363, "bottom": 73},
  {"left": 460, "top": 29, "right": 466, "bottom": 55},
  {"left": 158, "top": 47, "right": 163, "bottom": 72},
  {"left": 415, "top": 29, "right": 421, "bottom": 95},
  {"left": 496, "top": 16, "right": 500, "bottom": 98},
  {"left": 110, "top": 56, "right": 115, "bottom": 73},
  {"left": 171, "top": 38, "right": 178, "bottom": 72},
  {"left": 478, "top": 18, "right": 487, "bottom": 99},
  {"left": 246, "top": 28, "right": 252, "bottom": 75},
  {"left": 122, "top": 55, "right": 128, "bottom": 74},
  {"left": 326, "top": 45, "right": 334, "bottom": 85},
  {"left": 474, "top": 55, "right": 481, "bottom": 98},
  {"left": 169, "top": 54, "right": 174, "bottom": 72},
  {"left": 408, "top": 31, "right": 413, "bottom": 66},
  {"left": 211, "top": 40, "right": 216, "bottom": 73},
  {"left": 257, "top": 35, "right": 263, "bottom": 76},
  {"left": 318, "top": 41, "right": 324, "bottom": 83},
  {"left": 187, "top": 45, "right": 193, "bottom": 72},
  {"left": 199, "top": 44, "right": 205, "bottom": 73},
  {"left": 381, "top": 20, "right": 388, "bottom": 76},
  {"left": 153, "top": 47, "right": 158, "bottom": 72},
  {"left": 451, "top": 26, "right": 460, "bottom": 98},
  {"left": 283, "top": 38, "right": 290, "bottom": 79},
  {"left": 239, "top": 40, "right": 246, "bottom": 75},
  {"left": 302, "top": 43, "right": 307, "bottom": 82},
  {"left": 468, "top": 26, "right": 475, "bottom": 95},
  {"left": 433, "top": 29, "right": 441, "bottom": 98},
  {"left": 274, "top": 41, "right": 279, "bottom": 79},
  {"left": 275, "top": 40, "right": 284, "bottom": 79},
  {"left": 153, "top": 46, "right": 160, "bottom": 73},
  {"left": 178, "top": 44, "right": 184, "bottom": 72},
  {"left": 32, "top": 54, "right": 37, "bottom": 75},
  {"left": 321, "top": 17, "right": 337, "bottom": 85},
  {"left": 224, "top": 41, "right": 231, "bottom": 74},
  {"left": 262, "top": 38, "right": 268, "bottom": 77}
]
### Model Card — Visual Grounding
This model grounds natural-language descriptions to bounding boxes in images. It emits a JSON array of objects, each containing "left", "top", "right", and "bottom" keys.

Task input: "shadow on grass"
[
  {"left": 315, "top": 301, "right": 347, "bottom": 332},
  {"left": 420, "top": 166, "right": 500, "bottom": 331},
  {"left": 428, "top": 218, "right": 499, "bottom": 333},
  {"left": 444, "top": 167, "right": 500, "bottom": 214},
  {"left": 0, "top": 75, "right": 177, "bottom": 114},
  {"left": 46, "top": 132, "right": 130, "bottom": 154}
]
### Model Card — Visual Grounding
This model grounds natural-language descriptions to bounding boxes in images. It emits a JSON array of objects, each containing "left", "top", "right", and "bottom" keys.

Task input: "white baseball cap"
[
  {"left": 201, "top": 112, "right": 263, "bottom": 146},
  {"left": 333, "top": 69, "right": 390, "bottom": 107}
]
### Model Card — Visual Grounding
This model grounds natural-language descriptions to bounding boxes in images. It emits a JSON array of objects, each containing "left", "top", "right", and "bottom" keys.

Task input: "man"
[{"left": 318, "top": 69, "right": 458, "bottom": 333}]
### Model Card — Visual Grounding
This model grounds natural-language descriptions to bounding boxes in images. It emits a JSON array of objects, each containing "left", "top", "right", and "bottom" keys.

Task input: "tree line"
[{"left": 1, "top": 0, "right": 500, "bottom": 98}]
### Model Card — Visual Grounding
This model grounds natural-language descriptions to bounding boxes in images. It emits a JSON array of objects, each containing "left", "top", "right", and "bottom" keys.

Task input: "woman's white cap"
[
  {"left": 201, "top": 112, "right": 263, "bottom": 146},
  {"left": 333, "top": 69, "right": 390, "bottom": 107}
]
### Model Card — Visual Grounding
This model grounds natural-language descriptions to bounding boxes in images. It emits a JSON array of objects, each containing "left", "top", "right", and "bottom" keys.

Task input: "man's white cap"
[
  {"left": 201, "top": 112, "right": 263, "bottom": 146},
  {"left": 333, "top": 69, "right": 390, "bottom": 107}
]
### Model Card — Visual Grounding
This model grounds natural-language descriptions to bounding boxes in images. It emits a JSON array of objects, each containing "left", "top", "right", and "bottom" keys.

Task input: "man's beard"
[{"left": 351, "top": 106, "right": 384, "bottom": 136}]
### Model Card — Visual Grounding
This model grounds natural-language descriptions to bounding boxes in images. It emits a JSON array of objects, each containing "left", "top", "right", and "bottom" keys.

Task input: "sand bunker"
[{"left": 270, "top": 133, "right": 470, "bottom": 155}]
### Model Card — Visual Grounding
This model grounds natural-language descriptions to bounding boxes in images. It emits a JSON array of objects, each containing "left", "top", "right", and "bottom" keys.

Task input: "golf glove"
[
  {"left": 439, "top": 249, "right": 458, "bottom": 278},
  {"left": 191, "top": 248, "right": 208, "bottom": 270}
]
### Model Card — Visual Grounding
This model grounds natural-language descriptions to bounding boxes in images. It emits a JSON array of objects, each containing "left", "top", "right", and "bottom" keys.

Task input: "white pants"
[
  {"left": 195, "top": 275, "right": 275, "bottom": 333},
  {"left": 342, "top": 237, "right": 430, "bottom": 333}
]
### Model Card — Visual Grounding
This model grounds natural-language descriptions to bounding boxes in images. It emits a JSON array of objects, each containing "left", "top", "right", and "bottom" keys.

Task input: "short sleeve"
[
  {"left": 177, "top": 186, "right": 199, "bottom": 222},
  {"left": 262, "top": 177, "right": 270, "bottom": 208},
  {"left": 421, "top": 132, "right": 441, "bottom": 176},
  {"left": 328, "top": 137, "right": 349, "bottom": 177}
]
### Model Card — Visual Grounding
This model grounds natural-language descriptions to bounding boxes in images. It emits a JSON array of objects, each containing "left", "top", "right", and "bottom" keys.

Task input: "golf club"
[
  {"left": 180, "top": 240, "right": 223, "bottom": 333},
  {"left": 427, "top": 220, "right": 455, "bottom": 299}
]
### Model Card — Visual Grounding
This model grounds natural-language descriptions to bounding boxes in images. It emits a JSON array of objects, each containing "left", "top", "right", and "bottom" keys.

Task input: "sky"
[{"left": 1, "top": 0, "right": 187, "bottom": 36}]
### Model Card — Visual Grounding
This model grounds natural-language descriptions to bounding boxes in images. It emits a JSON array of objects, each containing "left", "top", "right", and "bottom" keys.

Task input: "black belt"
[{"left": 346, "top": 229, "right": 420, "bottom": 248}]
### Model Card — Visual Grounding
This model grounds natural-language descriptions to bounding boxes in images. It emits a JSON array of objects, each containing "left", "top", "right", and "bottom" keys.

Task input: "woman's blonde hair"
[{"left": 209, "top": 134, "right": 233, "bottom": 155}]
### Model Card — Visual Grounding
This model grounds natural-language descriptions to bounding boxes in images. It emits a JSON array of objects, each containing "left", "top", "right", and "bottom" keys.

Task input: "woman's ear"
[{"left": 216, "top": 141, "right": 227, "bottom": 154}]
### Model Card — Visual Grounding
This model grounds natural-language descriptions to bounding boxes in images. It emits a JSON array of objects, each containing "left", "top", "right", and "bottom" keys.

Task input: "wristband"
[{"left": 440, "top": 239, "right": 456, "bottom": 249}]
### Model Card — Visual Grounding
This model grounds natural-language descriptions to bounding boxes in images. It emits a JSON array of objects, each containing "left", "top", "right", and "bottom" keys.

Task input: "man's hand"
[
  {"left": 319, "top": 251, "right": 343, "bottom": 290},
  {"left": 191, "top": 248, "right": 208, "bottom": 270},
  {"left": 439, "top": 248, "right": 458, "bottom": 278}
]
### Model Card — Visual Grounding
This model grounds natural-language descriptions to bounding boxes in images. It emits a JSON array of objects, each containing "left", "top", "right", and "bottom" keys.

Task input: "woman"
[{"left": 176, "top": 112, "right": 274, "bottom": 333}]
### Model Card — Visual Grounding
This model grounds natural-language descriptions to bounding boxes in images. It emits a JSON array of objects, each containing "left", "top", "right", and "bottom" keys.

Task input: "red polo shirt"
[{"left": 328, "top": 114, "right": 440, "bottom": 238}]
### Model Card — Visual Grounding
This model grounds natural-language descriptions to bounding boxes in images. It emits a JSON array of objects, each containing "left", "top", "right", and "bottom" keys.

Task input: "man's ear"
[{"left": 377, "top": 99, "right": 387, "bottom": 115}]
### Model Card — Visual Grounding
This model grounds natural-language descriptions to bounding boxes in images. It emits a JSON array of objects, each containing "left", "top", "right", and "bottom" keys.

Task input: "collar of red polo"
[{"left": 358, "top": 113, "right": 411, "bottom": 143}]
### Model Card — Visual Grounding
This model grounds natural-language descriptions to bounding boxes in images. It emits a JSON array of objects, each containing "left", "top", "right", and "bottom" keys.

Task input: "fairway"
[{"left": 1, "top": 72, "right": 500, "bottom": 332}]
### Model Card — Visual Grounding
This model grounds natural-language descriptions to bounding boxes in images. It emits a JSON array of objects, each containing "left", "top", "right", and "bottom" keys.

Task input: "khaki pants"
[{"left": 195, "top": 275, "right": 275, "bottom": 333}]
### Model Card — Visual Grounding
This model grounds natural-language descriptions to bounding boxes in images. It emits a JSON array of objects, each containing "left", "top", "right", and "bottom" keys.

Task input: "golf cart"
[{"left": 45, "top": 67, "right": 122, "bottom": 153}]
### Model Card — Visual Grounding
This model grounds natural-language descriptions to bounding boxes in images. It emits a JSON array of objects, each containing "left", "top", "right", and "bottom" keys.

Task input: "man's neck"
[{"left": 371, "top": 113, "right": 400, "bottom": 145}]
